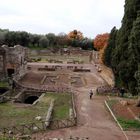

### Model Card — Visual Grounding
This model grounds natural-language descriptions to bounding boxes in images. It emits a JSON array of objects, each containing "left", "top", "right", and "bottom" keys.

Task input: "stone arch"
[{"left": 24, "top": 96, "right": 39, "bottom": 104}]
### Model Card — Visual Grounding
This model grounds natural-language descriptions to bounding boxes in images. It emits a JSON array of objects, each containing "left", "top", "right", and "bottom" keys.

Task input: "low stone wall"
[
  {"left": 45, "top": 99, "right": 54, "bottom": 127},
  {"left": 14, "top": 78, "right": 71, "bottom": 93},
  {"left": 0, "top": 90, "right": 11, "bottom": 103},
  {"left": 13, "top": 89, "right": 26, "bottom": 103},
  {"left": 0, "top": 91, "right": 77, "bottom": 137},
  {"left": 38, "top": 67, "right": 56, "bottom": 71},
  {"left": 73, "top": 68, "right": 90, "bottom": 72},
  {"left": 96, "top": 86, "right": 119, "bottom": 95},
  {"left": 71, "top": 92, "right": 77, "bottom": 121}
]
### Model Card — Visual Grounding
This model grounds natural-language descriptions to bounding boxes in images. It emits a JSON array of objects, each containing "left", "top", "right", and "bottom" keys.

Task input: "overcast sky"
[{"left": 0, "top": 0, "right": 125, "bottom": 38}]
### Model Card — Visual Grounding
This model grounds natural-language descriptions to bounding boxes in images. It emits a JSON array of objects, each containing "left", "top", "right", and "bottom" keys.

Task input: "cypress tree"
[
  {"left": 105, "top": 0, "right": 140, "bottom": 95},
  {"left": 104, "top": 27, "right": 118, "bottom": 67},
  {"left": 127, "top": 10, "right": 140, "bottom": 95},
  {"left": 135, "top": 64, "right": 140, "bottom": 106}
]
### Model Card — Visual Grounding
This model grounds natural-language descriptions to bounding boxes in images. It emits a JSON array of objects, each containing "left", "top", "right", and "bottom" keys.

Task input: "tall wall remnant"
[{"left": 0, "top": 45, "right": 27, "bottom": 79}]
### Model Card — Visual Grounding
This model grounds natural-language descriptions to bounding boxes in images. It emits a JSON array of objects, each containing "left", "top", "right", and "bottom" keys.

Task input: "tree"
[
  {"left": 46, "top": 33, "right": 56, "bottom": 46},
  {"left": 57, "top": 32, "right": 68, "bottom": 46},
  {"left": 5, "top": 31, "right": 16, "bottom": 46},
  {"left": 104, "top": 27, "right": 118, "bottom": 66},
  {"left": 29, "top": 34, "right": 41, "bottom": 47},
  {"left": 115, "top": 0, "right": 140, "bottom": 93},
  {"left": 39, "top": 36, "right": 49, "bottom": 48},
  {"left": 18, "top": 31, "right": 29, "bottom": 46},
  {"left": 135, "top": 64, "right": 140, "bottom": 106},
  {"left": 94, "top": 33, "right": 110, "bottom": 63},
  {"left": 67, "top": 30, "right": 83, "bottom": 48},
  {"left": 94, "top": 33, "right": 109, "bottom": 50},
  {"left": 4, "top": 31, "right": 30, "bottom": 46},
  {"left": 68, "top": 30, "right": 83, "bottom": 40},
  {"left": 127, "top": 10, "right": 140, "bottom": 95},
  {"left": 0, "top": 29, "right": 8, "bottom": 45},
  {"left": 103, "top": 0, "right": 140, "bottom": 96},
  {"left": 80, "top": 38, "right": 94, "bottom": 50}
]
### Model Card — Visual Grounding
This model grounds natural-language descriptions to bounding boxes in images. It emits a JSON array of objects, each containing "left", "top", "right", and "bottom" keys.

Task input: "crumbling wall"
[{"left": 0, "top": 45, "right": 27, "bottom": 79}]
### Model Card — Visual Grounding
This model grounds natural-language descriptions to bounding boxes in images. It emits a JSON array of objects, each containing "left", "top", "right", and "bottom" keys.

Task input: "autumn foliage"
[
  {"left": 68, "top": 30, "right": 83, "bottom": 40},
  {"left": 94, "top": 33, "right": 110, "bottom": 63}
]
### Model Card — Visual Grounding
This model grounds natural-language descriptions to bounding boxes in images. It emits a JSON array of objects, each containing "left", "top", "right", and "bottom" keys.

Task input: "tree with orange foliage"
[
  {"left": 94, "top": 33, "right": 109, "bottom": 50},
  {"left": 68, "top": 30, "right": 83, "bottom": 40},
  {"left": 94, "top": 33, "right": 110, "bottom": 63}
]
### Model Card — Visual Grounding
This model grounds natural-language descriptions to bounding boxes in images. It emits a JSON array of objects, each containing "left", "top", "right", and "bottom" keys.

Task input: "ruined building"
[{"left": 0, "top": 45, "right": 27, "bottom": 79}]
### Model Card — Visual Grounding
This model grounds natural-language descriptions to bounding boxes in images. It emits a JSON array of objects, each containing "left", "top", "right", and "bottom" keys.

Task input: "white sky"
[{"left": 0, "top": 0, "right": 125, "bottom": 38}]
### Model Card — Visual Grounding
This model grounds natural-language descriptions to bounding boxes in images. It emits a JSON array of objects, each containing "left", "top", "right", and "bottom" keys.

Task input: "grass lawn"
[
  {"left": 106, "top": 99, "right": 118, "bottom": 108},
  {"left": 117, "top": 117, "right": 140, "bottom": 131},
  {"left": 0, "top": 101, "right": 49, "bottom": 128},
  {"left": 107, "top": 99, "right": 140, "bottom": 131},
  {"left": 0, "top": 92, "right": 71, "bottom": 128},
  {"left": 45, "top": 92, "right": 71, "bottom": 120},
  {"left": 0, "top": 137, "right": 16, "bottom": 140},
  {"left": 0, "top": 81, "right": 9, "bottom": 88}
]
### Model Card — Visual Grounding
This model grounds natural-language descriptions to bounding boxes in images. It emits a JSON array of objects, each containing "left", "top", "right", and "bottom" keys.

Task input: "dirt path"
[{"left": 32, "top": 69, "right": 126, "bottom": 140}]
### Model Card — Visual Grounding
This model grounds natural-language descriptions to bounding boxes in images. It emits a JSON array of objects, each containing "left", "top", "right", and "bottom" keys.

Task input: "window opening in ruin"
[
  {"left": 24, "top": 96, "right": 39, "bottom": 104},
  {"left": 7, "top": 69, "right": 15, "bottom": 77}
]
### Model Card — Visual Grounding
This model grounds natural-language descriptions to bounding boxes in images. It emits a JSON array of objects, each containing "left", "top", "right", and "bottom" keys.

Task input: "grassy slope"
[
  {"left": 46, "top": 93, "right": 71, "bottom": 120},
  {"left": 107, "top": 99, "right": 140, "bottom": 131},
  {"left": 0, "top": 92, "right": 71, "bottom": 128}
]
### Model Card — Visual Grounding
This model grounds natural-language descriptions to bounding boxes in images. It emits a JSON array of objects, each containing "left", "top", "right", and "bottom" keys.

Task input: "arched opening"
[
  {"left": 24, "top": 96, "right": 38, "bottom": 104},
  {"left": 7, "top": 69, "right": 15, "bottom": 77}
]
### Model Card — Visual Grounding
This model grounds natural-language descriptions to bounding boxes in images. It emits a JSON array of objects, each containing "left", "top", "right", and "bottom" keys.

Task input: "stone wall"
[
  {"left": 91, "top": 50, "right": 99, "bottom": 64},
  {"left": 0, "top": 47, "right": 6, "bottom": 77},
  {"left": 29, "top": 47, "right": 92, "bottom": 56},
  {"left": 0, "top": 45, "right": 27, "bottom": 79}
]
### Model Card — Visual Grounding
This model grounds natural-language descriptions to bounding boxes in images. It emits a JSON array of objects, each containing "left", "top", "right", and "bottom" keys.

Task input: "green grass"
[
  {"left": 106, "top": 99, "right": 118, "bottom": 109},
  {"left": 0, "top": 102, "right": 49, "bottom": 128},
  {"left": 0, "top": 136, "right": 16, "bottom": 140},
  {"left": 0, "top": 81, "right": 9, "bottom": 87},
  {"left": 106, "top": 99, "right": 140, "bottom": 131},
  {"left": 0, "top": 92, "right": 71, "bottom": 128},
  {"left": 123, "top": 94, "right": 139, "bottom": 99},
  {"left": 45, "top": 93, "right": 71, "bottom": 120},
  {"left": 118, "top": 117, "right": 140, "bottom": 130},
  {"left": 28, "top": 45, "right": 45, "bottom": 50}
]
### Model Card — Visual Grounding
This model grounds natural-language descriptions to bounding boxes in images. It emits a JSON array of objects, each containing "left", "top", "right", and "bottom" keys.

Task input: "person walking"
[
  {"left": 89, "top": 90, "right": 93, "bottom": 99},
  {"left": 119, "top": 87, "right": 125, "bottom": 97}
]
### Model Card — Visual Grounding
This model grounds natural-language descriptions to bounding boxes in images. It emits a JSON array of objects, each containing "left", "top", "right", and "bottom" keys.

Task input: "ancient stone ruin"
[{"left": 0, "top": 45, "right": 27, "bottom": 79}]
